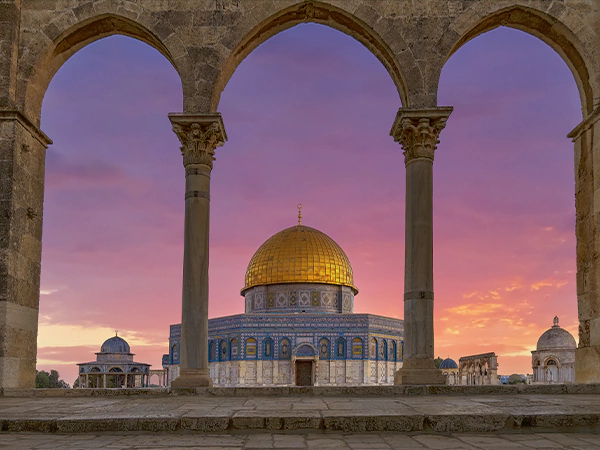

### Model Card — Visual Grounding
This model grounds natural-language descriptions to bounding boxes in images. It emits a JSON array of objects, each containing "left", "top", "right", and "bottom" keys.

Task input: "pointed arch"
[
  {"left": 210, "top": 1, "right": 410, "bottom": 110},
  {"left": 22, "top": 13, "right": 189, "bottom": 123},
  {"left": 438, "top": 5, "right": 598, "bottom": 116}
]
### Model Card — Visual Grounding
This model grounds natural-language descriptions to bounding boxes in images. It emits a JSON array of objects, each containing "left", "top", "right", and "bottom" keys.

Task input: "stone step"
[
  {"left": 1, "top": 392, "right": 599, "bottom": 434},
  {"left": 3, "top": 384, "right": 600, "bottom": 397}
]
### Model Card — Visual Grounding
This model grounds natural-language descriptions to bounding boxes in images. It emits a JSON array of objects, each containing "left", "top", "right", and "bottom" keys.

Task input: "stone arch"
[
  {"left": 210, "top": 0, "right": 411, "bottom": 111},
  {"left": 544, "top": 356, "right": 561, "bottom": 367},
  {"left": 22, "top": 13, "right": 189, "bottom": 124},
  {"left": 294, "top": 343, "right": 317, "bottom": 357},
  {"left": 437, "top": 4, "right": 598, "bottom": 116}
]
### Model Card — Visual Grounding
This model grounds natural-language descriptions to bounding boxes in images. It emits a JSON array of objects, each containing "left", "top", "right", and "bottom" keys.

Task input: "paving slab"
[{"left": 0, "top": 431, "right": 598, "bottom": 449}]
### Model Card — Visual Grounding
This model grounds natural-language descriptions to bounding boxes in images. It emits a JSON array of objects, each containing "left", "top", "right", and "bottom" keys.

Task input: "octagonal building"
[{"left": 163, "top": 221, "right": 404, "bottom": 386}]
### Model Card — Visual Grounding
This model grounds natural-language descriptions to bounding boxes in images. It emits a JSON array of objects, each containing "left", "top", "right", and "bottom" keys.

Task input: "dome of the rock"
[{"left": 242, "top": 225, "right": 357, "bottom": 294}]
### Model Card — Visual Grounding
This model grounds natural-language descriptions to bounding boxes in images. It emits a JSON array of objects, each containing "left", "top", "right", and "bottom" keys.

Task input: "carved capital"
[
  {"left": 390, "top": 107, "right": 453, "bottom": 164},
  {"left": 169, "top": 113, "right": 227, "bottom": 169}
]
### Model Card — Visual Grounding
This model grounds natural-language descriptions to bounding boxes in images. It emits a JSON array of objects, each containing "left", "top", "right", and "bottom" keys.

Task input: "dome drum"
[{"left": 244, "top": 283, "right": 354, "bottom": 314}]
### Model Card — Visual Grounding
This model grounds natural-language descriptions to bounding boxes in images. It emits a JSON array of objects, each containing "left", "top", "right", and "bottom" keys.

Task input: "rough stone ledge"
[
  {"left": 3, "top": 384, "right": 600, "bottom": 397},
  {"left": 1, "top": 413, "right": 599, "bottom": 434}
]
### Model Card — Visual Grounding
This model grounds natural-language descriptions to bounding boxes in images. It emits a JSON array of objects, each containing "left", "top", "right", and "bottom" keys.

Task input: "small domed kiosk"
[
  {"left": 439, "top": 357, "right": 459, "bottom": 385},
  {"left": 531, "top": 316, "right": 576, "bottom": 384},
  {"left": 163, "top": 212, "right": 404, "bottom": 387},
  {"left": 76, "top": 333, "right": 152, "bottom": 388}
]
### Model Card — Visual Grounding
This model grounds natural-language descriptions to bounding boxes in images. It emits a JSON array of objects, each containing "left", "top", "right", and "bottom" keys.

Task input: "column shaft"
[
  {"left": 404, "top": 158, "right": 434, "bottom": 361},
  {"left": 390, "top": 107, "right": 452, "bottom": 385},
  {"left": 168, "top": 114, "right": 226, "bottom": 388},
  {"left": 181, "top": 165, "right": 211, "bottom": 373}
]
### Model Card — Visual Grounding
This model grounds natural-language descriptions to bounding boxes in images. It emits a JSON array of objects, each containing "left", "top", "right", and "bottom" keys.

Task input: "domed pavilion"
[
  {"left": 531, "top": 316, "right": 577, "bottom": 383},
  {"left": 439, "top": 357, "right": 459, "bottom": 385},
  {"left": 163, "top": 215, "right": 404, "bottom": 387},
  {"left": 77, "top": 333, "right": 151, "bottom": 388}
]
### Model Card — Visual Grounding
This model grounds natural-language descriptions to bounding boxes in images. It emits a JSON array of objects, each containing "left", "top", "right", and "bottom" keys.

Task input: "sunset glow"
[{"left": 38, "top": 24, "right": 581, "bottom": 385}]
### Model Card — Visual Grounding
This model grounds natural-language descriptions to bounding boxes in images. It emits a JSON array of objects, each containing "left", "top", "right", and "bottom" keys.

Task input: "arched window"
[
  {"left": 547, "top": 359, "right": 557, "bottom": 366},
  {"left": 335, "top": 338, "right": 346, "bottom": 359},
  {"left": 219, "top": 340, "right": 228, "bottom": 361},
  {"left": 230, "top": 338, "right": 238, "bottom": 359},
  {"left": 171, "top": 343, "right": 179, "bottom": 364},
  {"left": 245, "top": 338, "right": 257, "bottom": 359},
  {"left": 319, "top": 338, "right": 330, "bottom": 359},
  {"left": 382, "top": 340, "right": 388, "bottom": 361},
  {"left": 280, "top": 338, "right": 291, "bottom": 359},
  {"left": 390, "top": 341, "right": 397, "bottom": 362},
  {"left": 263, "top": 338, "right": 274, "bottom": 359},
  {"left": 208, "top": 341, "right": 217, "bottom": 362},
  {"left": 352, "top": 337, "right": 363, "bottom": 358},
  {"left": 370, "top": 338, "right": 377, "bottom": 360},
  {"left": 400, "top": 341, "right": 404, "bottom": 360}
]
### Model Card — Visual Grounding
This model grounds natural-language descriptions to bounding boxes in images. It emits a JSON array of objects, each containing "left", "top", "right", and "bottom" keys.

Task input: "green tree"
[
  {"left": 35, "top": 370, "right": 70, "bottom": 388},
  {"left": 507, "top": 373, "right": 525, "bottom": 385},
  {"left": 434, "top": 356, "right": 443, "bottom": 369},
  {"left": 35, "top": 370, "right": 50, "bottom": 388}
]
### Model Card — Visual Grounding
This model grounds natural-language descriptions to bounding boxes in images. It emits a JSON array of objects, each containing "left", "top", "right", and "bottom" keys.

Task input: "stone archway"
[
  {"left": 436, "top": 3, "right": 600, "bottom": 383},
  {"left": 1, "top": 0, "right": 599, "bottom": 390},
  {"left": 0, "top": 6, "right": 187, "bottom": 389},
  {"left": 209, "top": 1, "right": 411, "bottom": 111}
]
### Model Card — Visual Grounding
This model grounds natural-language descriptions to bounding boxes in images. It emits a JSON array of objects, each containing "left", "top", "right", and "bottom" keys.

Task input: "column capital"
[
  {"left": 169, "top": 113, "right": 227, "bottom": 169},
  {"left": 390, "top": 107, "right": 453, "bottom": 164}
]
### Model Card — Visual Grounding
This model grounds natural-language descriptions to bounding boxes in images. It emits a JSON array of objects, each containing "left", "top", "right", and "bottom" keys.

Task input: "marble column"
[
  {"left": 169, "top": 114, "right": 227, "bottom": 388},
  {"left": 391, "top": 107, "right": 452, "bottom": 385}
]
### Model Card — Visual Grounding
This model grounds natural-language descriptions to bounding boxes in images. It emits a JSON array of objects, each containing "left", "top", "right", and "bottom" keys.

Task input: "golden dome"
[{"left": 243, "top": 225, "right": 357, "bottom": 294}]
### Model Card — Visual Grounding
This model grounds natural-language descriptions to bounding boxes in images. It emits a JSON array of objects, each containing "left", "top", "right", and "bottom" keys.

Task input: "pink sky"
[{"left": 37, "top": 24, "right": 581, "bottom": 385}]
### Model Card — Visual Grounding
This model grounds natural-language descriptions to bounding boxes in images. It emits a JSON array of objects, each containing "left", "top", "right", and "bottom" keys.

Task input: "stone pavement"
[
  {"left": 0, "top": 431, "right": 599, "bottom": 449},
  {"left": 1, "top": 390, "right": 600, "bottom": 434}
]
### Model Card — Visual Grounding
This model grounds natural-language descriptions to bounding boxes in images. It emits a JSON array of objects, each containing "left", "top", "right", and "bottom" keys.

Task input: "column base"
[
  {"left": 170, "top": 369, "right": 213, "bottom": 388},
  {"left": 575, "top": 346, "right": 600, "bottom": 384},
  {"left": 394, "top": 358, "right": 446, "bottom": 385}
]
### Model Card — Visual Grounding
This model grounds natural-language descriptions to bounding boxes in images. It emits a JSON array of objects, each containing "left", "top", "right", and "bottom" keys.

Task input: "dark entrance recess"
[{"left": 295, "top": 361, "right": 313, "bottom": 386}]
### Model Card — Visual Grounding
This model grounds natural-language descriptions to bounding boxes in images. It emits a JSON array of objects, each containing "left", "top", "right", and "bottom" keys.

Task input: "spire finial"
[
  {"left": 115, "top": 329, "right": 118, "bottom": 337},
  {"left": 553, "top": 316, "right": 559, "bottom": 327},
  {"left": 297, "top": 203, "right": 303, "bottom": 226}
]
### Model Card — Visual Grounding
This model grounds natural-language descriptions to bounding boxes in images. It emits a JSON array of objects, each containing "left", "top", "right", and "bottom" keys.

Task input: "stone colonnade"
[
  {"left": 78, "top": 372, "right": 149, "bottom": 389},
  {"left": 0, "top": 0, "right": 599, "bottom": 390},
  {"left": 162, "top": 107, "right": 453, "bottom": 387}
]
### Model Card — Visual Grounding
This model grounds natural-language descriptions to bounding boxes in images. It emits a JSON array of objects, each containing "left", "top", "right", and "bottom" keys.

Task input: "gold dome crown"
[{"left": 243, "top": 225, "right": 357, "bottom": 294}]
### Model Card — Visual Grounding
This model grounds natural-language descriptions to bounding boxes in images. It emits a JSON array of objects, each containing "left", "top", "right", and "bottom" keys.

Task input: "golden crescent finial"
[{"left": 297, "top": 203, "right": 303, "bottom": 226}]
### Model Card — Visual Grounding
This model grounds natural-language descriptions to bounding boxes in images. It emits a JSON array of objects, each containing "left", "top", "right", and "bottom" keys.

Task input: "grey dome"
[
  {"left": 100, "top": 336, "right": 130, "bottom": 353},
  {"left": 536, "top": 317, "right": 576, "bottom": 351},
  {"left": 439, "top": 358, "right": 458, "bottom": 369}
]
